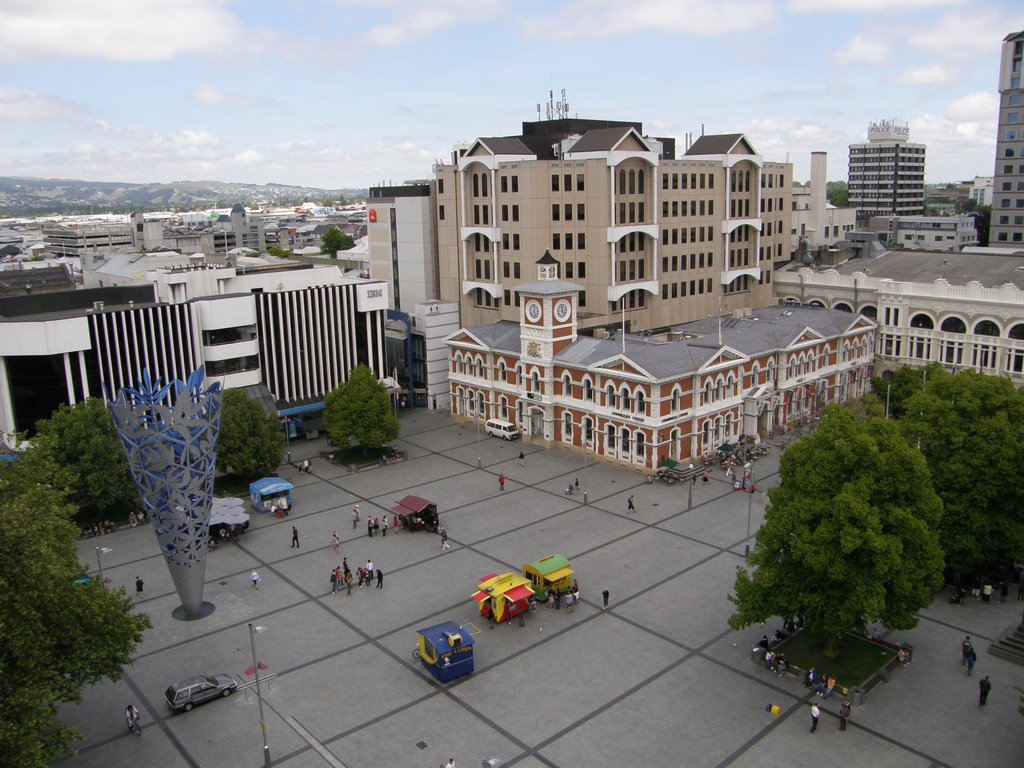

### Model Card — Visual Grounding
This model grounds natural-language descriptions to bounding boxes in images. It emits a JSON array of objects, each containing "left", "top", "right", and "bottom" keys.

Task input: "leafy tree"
[
  {"left": 323, "top": 365, "right": 399, "bottom": 453},
  {"left": 0, "top": 452, "right": 150, "bottom": 766},
  {"left": 728, "top": 406, "right": 944, "bottom": 657},
  {"left": 216, "top": 390, "right": 284, "bottom": 478},
  {"left": 266, "top": 246, "right": 292, "bottom": 259},
  {"left": 826, "top": 180, "right": 848, "bottom": 207},
  {"left": 895, "top": 367, "right": 1024, "bottom": 575},
  {"left": 320, "top": 227, "right": 354, "bottom": 257},
  {"left": 973, "top": 205, "right": 991, "bottom": 247},
  {"left": 32, "top": 399, "right": 134, "bottom": 516}
]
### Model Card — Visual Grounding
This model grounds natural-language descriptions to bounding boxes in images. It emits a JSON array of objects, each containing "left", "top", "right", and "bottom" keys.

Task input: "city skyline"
[{"left": 2, "top": 0, "right": 1022, "bottom": 190}]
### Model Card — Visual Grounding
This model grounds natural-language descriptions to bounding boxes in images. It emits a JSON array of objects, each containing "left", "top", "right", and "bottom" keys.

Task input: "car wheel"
[
  {"left": 183, "top": 702, "right": 193, "bottom": 712},
  {"left": 222, "top": 688, "right": 233, "bottom": 698}
]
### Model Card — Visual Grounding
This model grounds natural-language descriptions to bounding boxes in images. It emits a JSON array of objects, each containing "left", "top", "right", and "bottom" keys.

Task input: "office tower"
[
  {"left": 848, "top": 120, "right": 926, "bottom": 221},
  {"left": 992, "top": 30, "right": 1024, "bottom": 244}
]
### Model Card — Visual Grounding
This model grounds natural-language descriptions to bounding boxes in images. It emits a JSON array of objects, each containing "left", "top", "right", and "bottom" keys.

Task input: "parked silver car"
[{"left": 165, "top": 673, "right": 237, "bottom": 712}]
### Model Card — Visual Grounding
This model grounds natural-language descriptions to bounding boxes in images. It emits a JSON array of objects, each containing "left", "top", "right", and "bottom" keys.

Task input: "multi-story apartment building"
[
  {"left": 970, "top": 176, "right": 994, "bottom": 207},
  {"left": 848, "top": 120, "right": 926, "bottom": 221},
  {"left": 773, "top": 250, "right": 1024, "bottom": 384},
  {"left": 446, "top": 256, "right": 874, "bottom": 470},
  {"left": 433, "top": 118, "right": 792, "bottom": 333},
  {"left": 992, "top": 30, "right": 1024, "bottom": 245}
]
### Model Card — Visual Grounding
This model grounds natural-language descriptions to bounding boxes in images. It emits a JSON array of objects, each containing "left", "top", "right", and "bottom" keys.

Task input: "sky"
[{"left": 1, "top": 0, "right": 1023, "bottom": 190}]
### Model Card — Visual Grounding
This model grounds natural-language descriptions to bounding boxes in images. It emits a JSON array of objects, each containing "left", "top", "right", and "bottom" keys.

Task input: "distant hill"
[{"left": 0, "top": 177, "right": 368, "bottom": 216}]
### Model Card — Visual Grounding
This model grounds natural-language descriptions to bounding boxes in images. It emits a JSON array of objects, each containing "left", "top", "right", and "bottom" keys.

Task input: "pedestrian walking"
[
  {"left": 250, "top": 570, "right": 261, "bottom": 589},
  {"left": 839, "top": 699, "right": 850, "bottom": 731},
  {"left": 366, "top": 559, "right": 373, "bottom": 580},
  {"left": 519, "top": 450, "right": 525, "bottom": 467},
  {"left": 381, "top": 520, "right": 387, "bottom": 538},
  {"left": 135, "top": 576, "right": 144, "bottom": 598},
  {"left": 518, "top": 607, "right": 525, "bottom": 627},
  {"left": 440, "top": 527, "right": 450, "bottom": 550},
  {"left": 565, "top": 591, "right": 575, "bottom": 614},
  {"left": 345, "top": 571, "right": 353, "bottom": 594},
  {"left": 966, "top": 648, "right": 977, "bottom": 676},
  {"left": 962, "top": 636, "right": 973, "bottom": 666},
  {"left": 702, "top": 470, "right": 710, "bottom": 485},
  {"left": 331, "top": 530, "right": 340, "bottom": 552},
  {"left": 291, "top": 526, "right": 299, "bottom": 548},
  {"left": 393, "top": 514, "right": 399, "bottom": 533},
  {"left": 367, "top": 517, "right": 374, "bottom": 538},
  {"left": 979, "top": 675, "right": 992, "bottom": 705},
  {"left": 498, "top": 473, "right": 505, "bottom": 491},
  {"left": 376, "top": 568, "right": 384, "bottom": 589},
  {"left": 330, "top": 567, "right": 339, "bottom": 594},
  {"left": 602, "top": 589, "right": 609, "bottom": 609},
  {"left": 627, "top": 495, "right": 635, "bottom": 513},
  {"left": 810, "top": 703, "right": 820, "bottom": 733},
  {"left": 574, "top": 477, "right": 580, "bottom": 494},
  {"left": 352, "top": 505, "right": 360, "bottom": 529}
]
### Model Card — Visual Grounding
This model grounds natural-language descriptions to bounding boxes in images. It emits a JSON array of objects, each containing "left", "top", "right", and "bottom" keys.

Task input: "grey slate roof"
[
  {"left": 475, "top": 137, "right": 534, "bottom": 156},
  {"left": 455, "top": 305, "right": 862, "bottom": 381},
  {"left": 684, "top": 133, "right": 747, "bottom": 156},
  {"left": 516, "top": 279, "right": 583, "bottom": 295},
  {"left": 829, "top": 250, "right": 1024, "bottom": 290},
  {"left": 567, "top": 127, "right": 641, "bottom": 153}
]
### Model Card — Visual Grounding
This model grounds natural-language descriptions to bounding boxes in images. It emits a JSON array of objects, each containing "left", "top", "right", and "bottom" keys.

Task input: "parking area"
[{"left": 63, "top": 410, "right": 1024, "bottom": 768}]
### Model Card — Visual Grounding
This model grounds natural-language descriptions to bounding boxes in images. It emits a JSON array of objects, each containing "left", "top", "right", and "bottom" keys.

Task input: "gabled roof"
[
  {"left": 685, "top": 133, "right": 756, "bottom": 156},
  {"left": 455, "top": 321, "right": 521, "bottom": 353},
  {"left": 567, "top": 126, "right": 651, "bottom": 154},
  {"left": 470, "top": 137, "right": 534, "bottom": 157}
]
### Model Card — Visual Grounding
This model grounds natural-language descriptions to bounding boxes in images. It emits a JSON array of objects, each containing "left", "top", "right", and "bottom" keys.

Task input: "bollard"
[{"left": 583, "top": 491, "right": 588, "bottom": 505}]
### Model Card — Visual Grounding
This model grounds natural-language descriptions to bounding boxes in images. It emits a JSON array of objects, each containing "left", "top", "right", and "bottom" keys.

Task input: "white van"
[{"left": 485, "top": 418, "right": 520, "bottom": 440}]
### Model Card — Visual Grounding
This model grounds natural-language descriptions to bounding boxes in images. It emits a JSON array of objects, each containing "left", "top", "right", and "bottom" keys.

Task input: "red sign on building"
[{"left": 368, "top": 209, "right": 377, "bottom": 223}]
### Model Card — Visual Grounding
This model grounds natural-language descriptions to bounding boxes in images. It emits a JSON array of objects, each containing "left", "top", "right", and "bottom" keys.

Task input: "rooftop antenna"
[{"left": 545, "top": 89, "right": 570, "bottom": 121}]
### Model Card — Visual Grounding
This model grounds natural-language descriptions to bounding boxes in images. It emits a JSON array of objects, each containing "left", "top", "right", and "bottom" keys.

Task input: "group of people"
[
  {"left": 804, "top": 668, "right": 839, "bottom": 699},
  {"left": 543, "top": 580, "right": 581, "bottom": 613},
  {"left": 367, "top": 514, "right": 399, "bottom": 537},
  {"left": 329, "top": 558, "right": 384, "bottom": 593},
  {"left": 82, "top": 520, "right": 118, "bottom": 537}
]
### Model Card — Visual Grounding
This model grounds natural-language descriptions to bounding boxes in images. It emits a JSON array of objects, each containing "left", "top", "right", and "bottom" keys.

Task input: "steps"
[{"left": 988, "top": 623, "right": 1024, "bottom": 665}]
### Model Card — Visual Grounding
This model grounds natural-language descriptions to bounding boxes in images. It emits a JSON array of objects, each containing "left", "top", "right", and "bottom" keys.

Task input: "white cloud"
[
  {"left": 789, "top": 0, "right": 967, "bottom": 11},
  {"left": 72, "top": 143, "right": 98, "bottom": 156},
  {"left": 0, "top": 0, "right": 245, "bottom": 61},
  {"left": 907, "top": 10, "right": 1024, "bottom": 60},
  {"left": 833, "top": 35, "right": 888, "bottom": 66},
  {"left": 894, "top": 64, "right": 957, "bottom": 86},
  {"left": 0, "top": 88, "right": 78, "bottom": 122},
  {"left": 520, "top": 0, "right": 775, "bottom": 41},
  {"left": 232, "top": 150, "right": 264, "bottom": 165},
  {"left": 353, "top": 0, "right": 504, "bottom": 46},
  {"left": 195, "top": 87, "right": 226, "bottom": 106},
  {"left": 944, "top": 92, "right": 998, "bottom": 122},
  {"left": 145, "top": 129, "right": 223, "bottom": 159}
]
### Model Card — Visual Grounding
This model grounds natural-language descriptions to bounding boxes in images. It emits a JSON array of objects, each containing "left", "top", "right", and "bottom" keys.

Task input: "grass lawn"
[
  {"left": 773, "top": 630, "right": 895, "bottom": 690},
  {"left": 214, "top": 474, "right": 256, "bottom": 497}
]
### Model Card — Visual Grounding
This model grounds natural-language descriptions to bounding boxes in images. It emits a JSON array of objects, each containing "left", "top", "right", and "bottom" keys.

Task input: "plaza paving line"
[{"left": 912, "top": 611, "right": 996, "bottom": 643}]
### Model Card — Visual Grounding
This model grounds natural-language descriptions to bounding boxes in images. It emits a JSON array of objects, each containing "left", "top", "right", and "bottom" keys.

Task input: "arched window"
[
  {"left": 941, "top": 317, "right": 967, "bottom": 333},
  {"left": 583, "top": 417, "right": 593, "bottom": 445},
  {"left": 671, "top": 388, "right": 680, "bottom": 411},
  {"left": 476, "top": 392, "right": 485, "bottom": 416},
  {"left": 583, "top": 378, "right": 594, "bottom": 401},
  {"left": 497, "top": 360, "right": 506, "bottom": 382},
  {"left": 455, "top": 387, "right": 464, "bottom": 414},
  {"left": 809, "top": 300, "right": 825, "bottom": 308},
  {"left": 475, "top": 357, "right": 483, "bottom": 377},
  {"left": 516, "top": 365, "right": 523, "bottom": 387},
  {"left": 767, "top": 359, "right": 775, "bottom": 383},
  {"left": 702, "top": 420, "right": 710, "bottom": 446},
  {"left": 620, "top": 387, "right": 631, "bottom": 410},
  {"left": 910, "top": 314, "right": 934, "bottom": 329},
  {"left": 481, "top": 173, "right": 488, "bottom": 197},
  {"left": 453, "top": 354, "right": 461, "bottom": 374},
  {"left": 563, "top": 412, "right": 573, "bottom": 440},
  {"left": 716, "top": 378, "right": 725, "bottom": 400},
  {"left": 669, "top": 428, "right": 679, "bottom": 459},
  {"left": 618, "top": 169, "right": 626, "bottom": 194},
  {"left": 725, "top": 412, "right": 733, "bottom": 437},
  {"left": 1010, "top": 323, "right": 1024, "bottom": 340},
  {"left": 562, "top": 374, "right": 572, "bottom": 397},
  {"left": 726, "top": 375, "right": 735, "bottom": 397},
  {"left": 704, "top": 381, "right": 713, "bottom": 404},
  {"left": 499, "top": 396, "right": 508, "bottom": 420},
  {"left": 531, "top": 371, "right": 540, "bottom": 393},
  {"left": 860, "top": 305, "right": 878, "bottom": 320},
  {"left": 974, "top": 319, "right": 1000, "bottom": 336},
  {"left": 712, "top": 417, "right": 722, "bottom": 445},
  {"left": 635, "top": 390, "right": 645, "bottom": 415},
  {"left": 635, "top": 431, "right": 645, "bottom": 457},
  {"left": 606, "top": 384, "right": 617, "bottom": 408},
  {"left": 620, "top": 427, "right": 630, "bottom": 453},
  {"left": 833, "top": 302, "right": 852, "bottom": 313},
  {"left": 472, "top": 173, "right": 480, "bottom": 197},
  {"left": 628, "top": 169, "right": 636, "bottom": 195},
  {"left": 607, "top": 423, "right": 617, "bottom": 450},
  {"left": 637, "top": 169, "right": 645, "bottom": 193},
  {"left": 750, "top": 364, "right": 760, "bottom": 387}
]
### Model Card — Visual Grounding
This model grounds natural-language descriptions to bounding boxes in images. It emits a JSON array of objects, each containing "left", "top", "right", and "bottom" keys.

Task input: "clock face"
[
  {"left": 554, "top": 299, "right": 571, "bottom": 323},
  {"left": 525, "top": 300, "right": 542, "bottom": 323}
]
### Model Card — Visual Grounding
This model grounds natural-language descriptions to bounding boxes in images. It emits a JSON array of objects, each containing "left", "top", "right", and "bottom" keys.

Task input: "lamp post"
[
  {"left": 687, "top": 463, "right": 694, "bottom": 510},
  {"left": 744, "top": 464, "right": 755, "bottom": 557},
  {"left": 95, "top": 546, "right": 112, "bottom": 586},
  {"left": 248, "top": 624, "right": 271, "bottom": 768}
]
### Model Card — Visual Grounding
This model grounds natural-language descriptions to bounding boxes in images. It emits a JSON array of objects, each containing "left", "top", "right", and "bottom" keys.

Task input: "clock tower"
[{"left": 517, "top": 251, "right": 580, "bottom": 361}]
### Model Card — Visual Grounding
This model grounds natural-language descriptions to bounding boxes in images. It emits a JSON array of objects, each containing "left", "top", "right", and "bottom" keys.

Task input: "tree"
[
  {"left": 323, "top": 365, "right": 399, "bottom": 453},
  {"left": 32, "top": 399, "right": 135, "bottom": 517},
  {"left": 894, "top": 367, "right": 1024, "bottom": 575},
  {"left": 728, "top": 406, "right": 944, "bottom": 656},
  {"left": 826, "top": 181, "right": 848, "bottom": 207},
  {"left": 216, "top": 390, "right": 284, "bottom": 478},
  {"left": 973, "top": 204, "right": 991, "bottom": 247},
  {"left": 266, "top": 246, "right": 292, "bottom": 259},
  {"left": 0, "top": 452, "right": 150, "bottom": 766},
  {"left": 320, "top": 227, "right": 354, "bottom": 257}
]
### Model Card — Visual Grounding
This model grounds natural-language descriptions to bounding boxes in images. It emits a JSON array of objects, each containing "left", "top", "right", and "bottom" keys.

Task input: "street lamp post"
[
  {"left": 95, "top": 546, "right": 112, "bottom": 586},
  {"left": 744, "top": 464, "right": 755, "bottom": 557},
  {"left": 248, "top": 624, "right": 271, "bottom": 768},
  {"left": 687, "top": 463, "right": 694, "bottom": 510}
]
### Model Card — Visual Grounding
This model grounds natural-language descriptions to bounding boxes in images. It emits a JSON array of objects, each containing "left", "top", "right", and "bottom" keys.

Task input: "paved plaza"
[{"left": 62, "top": 411, "right": 1024, "bottom": 768}]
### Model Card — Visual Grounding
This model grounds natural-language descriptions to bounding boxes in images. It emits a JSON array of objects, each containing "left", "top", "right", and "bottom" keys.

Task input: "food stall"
[
  {"left": 414, "top": 621, "right": 474, "bottom": 682},
  {"left": 471, "top": 572, "right": 535, "bottom": 624},
  {"left": 522, "top": 554, "right": 574, "bottom": 602},
  {"left": 390, "top": 495, "right": 439, "bottom": 532},
  {"left": 249, "top": 477, "right": 293, "bottom": 515}
]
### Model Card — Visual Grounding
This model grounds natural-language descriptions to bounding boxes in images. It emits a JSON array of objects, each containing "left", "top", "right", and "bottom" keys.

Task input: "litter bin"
[
  {"left": 851, "top": 687, "right": 865, "bottom": 706},
  {"left": 751, "top": 645, "right": 766, "bottom": 665}
]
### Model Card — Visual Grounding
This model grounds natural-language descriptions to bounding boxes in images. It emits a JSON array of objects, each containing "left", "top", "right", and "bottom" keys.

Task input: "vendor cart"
[
  {"left": 391, "top": 495, "right": 439, "bottom": 532},
  {"left": 414, "top": 621, "right": 474, "bottom": 682},
  {"left": 472, "top": 572, "right": 535, "bottom": 624}
]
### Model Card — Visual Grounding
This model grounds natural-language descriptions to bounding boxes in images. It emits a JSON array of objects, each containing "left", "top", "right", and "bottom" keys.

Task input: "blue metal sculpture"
[{"left": 108, "top": 368, "right": 223, "bottom": 619}]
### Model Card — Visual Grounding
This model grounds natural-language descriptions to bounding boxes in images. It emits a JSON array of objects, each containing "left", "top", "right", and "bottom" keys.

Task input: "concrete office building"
[
  {"left": 848, "top": 120, "right": 926, "bottom": 220},
  {"left": 992, "top": 30, "right": 1024, "bottom": 244},
  {"left": 970, "top": 176, "right": 994, "bottom": 207},
  {"left": 773, "top": 250, "right": 1024, "bottom": 384},
  {"left": 791, "top": 151, "right": 857, "bottom": 259},
  {"left": 884, "top": 215, "right": 978, "bottom": 251},
  {"left": 434, "top": 117, "right": 792, "bottom": 333},
  {"left": 366, "top": 183, "right": 439, "bottom": 311},
  {"left": 0, "top": 252, "right": 389, "bottom": 439}
]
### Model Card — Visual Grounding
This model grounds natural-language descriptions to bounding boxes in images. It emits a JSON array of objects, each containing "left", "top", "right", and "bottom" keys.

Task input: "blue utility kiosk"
[{"left": 415, "top": 621, "right": 474, "bottom": 682}]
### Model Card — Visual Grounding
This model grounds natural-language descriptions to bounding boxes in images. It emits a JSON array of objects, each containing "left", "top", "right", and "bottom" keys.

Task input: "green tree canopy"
[
  {"left": 826, "top": 180, "right": 848, "bottom": 207},
  {"left": 320, "top": 227, "right": 354, "bottom": 257},
  {"left": 729, "top": 406, "right": 944, "bottom": 655},
  {"left": 31, "top": 398, "right": 134, "bottom": 517},
  {"left": 323, "top": 365, "right": 399, "bottom": 453},
  {"left": 216, "top": 390, "right": 284, "bottom": 478},
  {"left": 0, "top": 452, "right": 150, "bottom": 766},
  {"left": 266, "top": 246, "right": 292, "bottom": 259},
  {"left": 893, "top": 366, "right": 1024, "bottom": 574}
]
